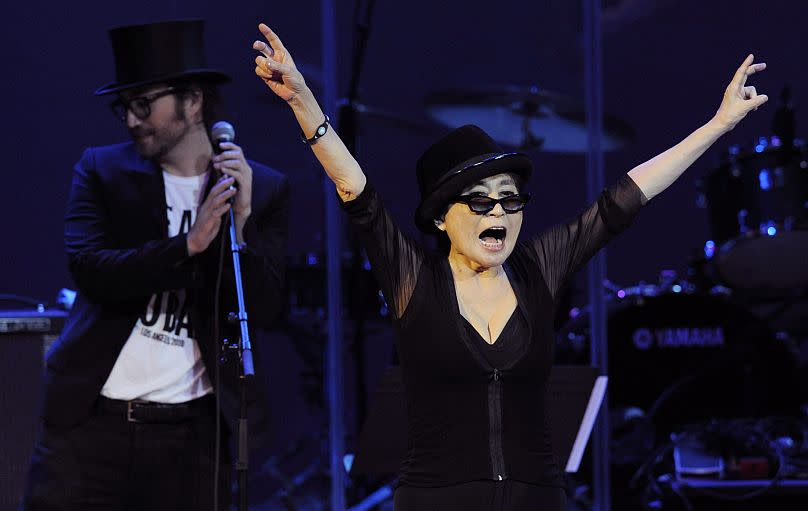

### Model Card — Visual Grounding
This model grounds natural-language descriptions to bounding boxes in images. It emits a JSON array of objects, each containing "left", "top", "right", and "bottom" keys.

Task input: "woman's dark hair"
[{"left": 434, "top": 231, "right": 451, "bottom": 255}]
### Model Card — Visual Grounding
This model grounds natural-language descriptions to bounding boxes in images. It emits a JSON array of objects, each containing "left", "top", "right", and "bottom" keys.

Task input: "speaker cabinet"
[{"left": 0, "top": 310, "right": 66, "bottom": 511}]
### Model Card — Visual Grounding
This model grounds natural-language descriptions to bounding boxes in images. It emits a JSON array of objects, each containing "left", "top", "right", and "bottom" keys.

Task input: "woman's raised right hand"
[{"left": 253, "top": 23, "right": 307, "bottom": 103}]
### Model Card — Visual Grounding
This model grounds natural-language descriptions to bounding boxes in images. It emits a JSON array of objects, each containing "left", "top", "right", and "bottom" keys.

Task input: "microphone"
[
  {"left": 211, "top": 121, "right": 235, "bottom": 154},
  {"left": 211, "top": 121, "right": 237, "bottom": 202}
]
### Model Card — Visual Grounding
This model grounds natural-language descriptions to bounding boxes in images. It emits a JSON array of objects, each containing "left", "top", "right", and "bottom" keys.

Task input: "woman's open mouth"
[{"left": 478, "top": 226, "right": 507, "bottom": 252}]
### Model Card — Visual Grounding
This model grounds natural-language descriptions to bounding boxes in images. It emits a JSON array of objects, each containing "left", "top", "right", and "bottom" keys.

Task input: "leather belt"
[{"left": 96, "top": 394, "right": 215, "bottom": 423}]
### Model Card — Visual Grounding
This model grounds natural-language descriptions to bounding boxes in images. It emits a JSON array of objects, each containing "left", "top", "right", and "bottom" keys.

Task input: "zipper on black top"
[{"left": 488, "top": 368, "right": 506, "bottom": 480}]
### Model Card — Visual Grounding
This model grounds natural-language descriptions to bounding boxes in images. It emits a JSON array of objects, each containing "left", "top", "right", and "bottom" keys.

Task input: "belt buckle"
[{"left": 127, "top": 401, "right": 141, "bottom": 423}]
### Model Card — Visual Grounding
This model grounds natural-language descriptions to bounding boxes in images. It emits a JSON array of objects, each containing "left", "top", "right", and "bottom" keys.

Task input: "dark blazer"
[{"left": 42, "top": 142, "right": 288, "bottom": 430}]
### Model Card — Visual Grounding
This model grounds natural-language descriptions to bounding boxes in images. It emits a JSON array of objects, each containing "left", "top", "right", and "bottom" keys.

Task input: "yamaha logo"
[
  {"left": 631, "top": 327, "right": 725, "bottom": 350},
  {"left": 633, "top": 328, "right": 654, "bottom": 350}
]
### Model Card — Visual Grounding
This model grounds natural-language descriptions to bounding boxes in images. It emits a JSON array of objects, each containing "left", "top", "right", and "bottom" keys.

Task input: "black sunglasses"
[
  {"left": 109, "top": 87, "right": 183, "bottom": 122},
  {"left": 454, "top": 193, "right": 531, "bottom": 214}
]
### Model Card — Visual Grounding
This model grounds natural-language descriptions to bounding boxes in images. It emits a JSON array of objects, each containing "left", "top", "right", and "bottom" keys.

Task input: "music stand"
[{"left": 350, "top": 365, "right": 607, "bottom": 477}]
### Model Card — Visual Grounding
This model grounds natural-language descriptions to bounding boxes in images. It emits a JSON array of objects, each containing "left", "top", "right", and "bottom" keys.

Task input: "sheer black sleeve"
[
  {"left": 339, "top": 182, "right": 424, "bottom": 319},
  {"left": 527, "top": 175, "right": 647, "bottom": 300}
]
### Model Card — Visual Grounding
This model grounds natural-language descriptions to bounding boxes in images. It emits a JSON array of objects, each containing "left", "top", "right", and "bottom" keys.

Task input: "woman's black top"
[
  {"left": 341, "top": 175, "right": 645, "bottom": 488},
  {"left": 463, "top": 308, "right": 528, "bottom": 369}
]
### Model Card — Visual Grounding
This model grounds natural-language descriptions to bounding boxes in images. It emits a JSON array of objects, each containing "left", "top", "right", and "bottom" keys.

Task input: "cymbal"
[{"left": 424, "top": 86, "right": 635, "bottom": 152}]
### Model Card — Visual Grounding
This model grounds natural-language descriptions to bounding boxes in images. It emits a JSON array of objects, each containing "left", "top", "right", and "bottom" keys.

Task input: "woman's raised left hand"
[
  {"left": 713, "top": 54, "right": 768, "bottom": 131},
  {"left": 253, "top": 23, "right": 308, "bottom": 103}
]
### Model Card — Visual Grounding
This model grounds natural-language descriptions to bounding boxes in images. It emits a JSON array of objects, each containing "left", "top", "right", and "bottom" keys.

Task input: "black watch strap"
[{"left": 300, "top": 115, "right": 330, "bottom": 145}]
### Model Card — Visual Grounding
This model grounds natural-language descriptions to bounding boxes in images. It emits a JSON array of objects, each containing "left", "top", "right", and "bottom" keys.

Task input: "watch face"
[{"left": 317, "top": 126, "right": 326, "bottom": 136}]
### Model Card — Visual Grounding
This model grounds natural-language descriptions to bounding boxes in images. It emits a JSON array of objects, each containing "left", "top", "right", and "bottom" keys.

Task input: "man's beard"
[{"left": 130, "top": 106, "right": 192, "bottom": 160}]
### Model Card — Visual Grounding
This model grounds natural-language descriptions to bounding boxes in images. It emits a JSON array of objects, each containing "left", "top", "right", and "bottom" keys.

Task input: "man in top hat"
[{"left": 20, "top": 20, "right": 288, "bottom": 510}]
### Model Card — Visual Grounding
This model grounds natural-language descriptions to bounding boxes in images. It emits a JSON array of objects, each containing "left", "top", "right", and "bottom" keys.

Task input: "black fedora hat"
[
  {"left": 95, "top": 19, "right": 230, "bottom": 96},
  {"left": 414, "top": 125, "right": 533, "bottom": 233}
]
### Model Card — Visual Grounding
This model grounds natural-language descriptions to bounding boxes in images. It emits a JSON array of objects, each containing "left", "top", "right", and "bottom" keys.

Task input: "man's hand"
[
  {"left": 186, "top": 175, "right": 237, "bottom": 256},
  {"left": 213, "top": 141, "right": 253, "bottom": 221}
]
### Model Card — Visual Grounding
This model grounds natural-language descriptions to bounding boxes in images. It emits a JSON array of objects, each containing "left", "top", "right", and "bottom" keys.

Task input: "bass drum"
[
  {"left": 557, "top": 286, "right": 797, "bottom": 430},
  {"left": 702, "top": 138, "right": 808, "bottom": 291}
]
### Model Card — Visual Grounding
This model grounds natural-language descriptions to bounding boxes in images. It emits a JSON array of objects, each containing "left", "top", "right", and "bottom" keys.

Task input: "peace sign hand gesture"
[
  {"left": 714, "top": 54, "right": 769, "bottom": 131},
  {"left": 253, "top": 23, "right": 307, "bottom": 103}
]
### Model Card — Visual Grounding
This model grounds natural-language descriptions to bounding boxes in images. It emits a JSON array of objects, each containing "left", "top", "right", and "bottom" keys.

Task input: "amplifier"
[{"left": 0, "top": 309, "right": 66, "bottom": 511}]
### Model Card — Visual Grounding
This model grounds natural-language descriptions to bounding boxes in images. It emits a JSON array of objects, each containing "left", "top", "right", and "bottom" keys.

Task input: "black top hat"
[
  {"left": 95, "top": 20, "right": 230, "bottom": 96},
  {"left": 414, "top": 125, "right": 533, "bottom": 233}
]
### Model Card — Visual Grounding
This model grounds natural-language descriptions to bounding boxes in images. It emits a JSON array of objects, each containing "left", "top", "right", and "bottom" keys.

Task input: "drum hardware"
[
  {"left": 567, "top": 271, "right": 698, "bottom": 325},
  {"left": 563, "top": 273, "right": 704, "bottom": 359}
]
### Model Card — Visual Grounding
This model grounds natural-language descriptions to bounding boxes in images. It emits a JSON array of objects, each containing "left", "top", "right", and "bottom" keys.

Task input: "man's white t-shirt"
[{"left": 101, "top": 171, "right": 213, "bottom": 403}]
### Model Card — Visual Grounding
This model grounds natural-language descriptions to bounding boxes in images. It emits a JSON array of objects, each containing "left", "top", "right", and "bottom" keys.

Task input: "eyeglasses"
[
  {"left": 454, "top": 193, "right": 531, "bottom": 214},
  {"left": 109, "top": 87, "right": 182, "bottom": 122}
]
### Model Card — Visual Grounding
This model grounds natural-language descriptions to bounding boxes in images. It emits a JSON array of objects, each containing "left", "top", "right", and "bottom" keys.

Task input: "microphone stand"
[
  {"left": 211, "top": 124, "right": 254, "bottom": 511},
  {"left": 223, "top": 204, "right": 254, "bottom": 511}
]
